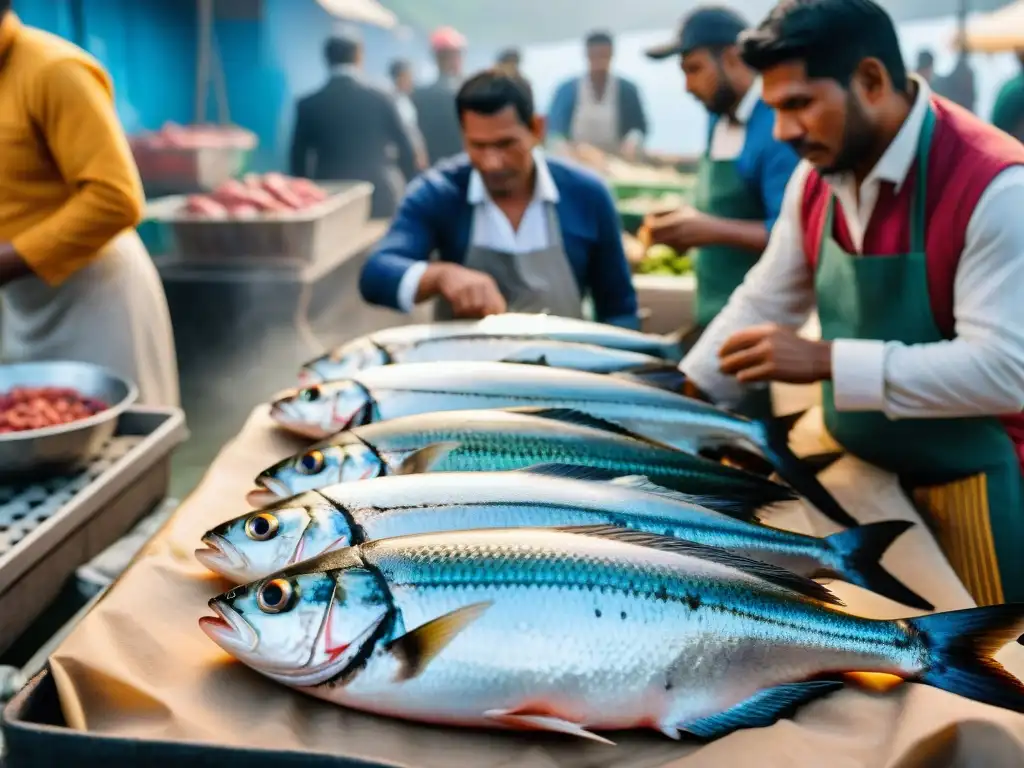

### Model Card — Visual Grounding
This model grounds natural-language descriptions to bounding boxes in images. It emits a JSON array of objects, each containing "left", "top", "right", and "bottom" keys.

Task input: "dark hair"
[
  {"left": 585, "top": 31, "right": 614, "bottom": 49},
  {"left": 389, "top": 58, "right": 411, "bottom": 81},
  {"left": 324, "top": 36, "right": 360, "bottom": 67},
  {"left": 740, "top": 0, "right": 907, "bottom": 92},
  {"left": 497, "top": 48, "right": 521, "bottom": 65},
  {"left": 0, "top": 0, "right": 10, "bottom": 15},
  {"left": 456, "top": 69, "right": 534, "bottom": 126},
  {"left": 917, "top": 50, "right": 935, "bottom": 69}
]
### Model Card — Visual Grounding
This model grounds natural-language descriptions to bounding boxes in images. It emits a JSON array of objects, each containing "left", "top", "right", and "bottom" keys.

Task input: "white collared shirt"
[
  {"left": 709, "top": 78, "right": 762, "bottom": 160},
  {"left": 682, "top": 76, "right": 1024, "bottom": 420},
  {"left": 396, "top": 148, "right": 560, "bottom": 312}
]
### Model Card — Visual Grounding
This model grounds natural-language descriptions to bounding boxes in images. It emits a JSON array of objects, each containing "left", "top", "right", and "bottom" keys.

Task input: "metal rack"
[{"left": 0, "top": 409, "right": 187, "bottom": 656}]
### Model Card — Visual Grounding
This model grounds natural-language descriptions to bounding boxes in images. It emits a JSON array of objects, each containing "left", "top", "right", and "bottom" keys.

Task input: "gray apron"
[
  {"left": 2, "top": 230, "right": 180, "bottom": 407},
  {"left": 434, "top": 203, "right": 584, "bottom": 321}
]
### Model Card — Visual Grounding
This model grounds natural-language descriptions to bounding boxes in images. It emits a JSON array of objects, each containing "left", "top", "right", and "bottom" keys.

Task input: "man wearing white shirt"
[
  {"left": 359, "top": 70, "right": 638, "bottom": 327},
  {"left": 681, "top": 0, "right": 1024, "bottom": 604}
]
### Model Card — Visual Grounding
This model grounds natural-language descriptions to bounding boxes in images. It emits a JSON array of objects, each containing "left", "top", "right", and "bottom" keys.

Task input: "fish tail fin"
[
  {"left": 909, "top": 604, "right": 1024, "bottom": 712},
  {"left": 825, "top": 521, "right": 934, "bottom": 611},
  {"left": 760, "top": 413, "right": 860, "bottom": 529}
]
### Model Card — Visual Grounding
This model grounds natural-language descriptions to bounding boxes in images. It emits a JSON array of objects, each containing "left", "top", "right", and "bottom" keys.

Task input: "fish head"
[
  {"left": 270, "top": 380, "right": 372, "bottom": 439},
  {"left": 196, "top": 492, "right": 356, "bottom": 582},
  {"left": 299, "top": 340, "right": 389, "bottom": 386},
  {"left": 201, "top": 559, "right": 392, "bottom": 687},
  {"left": 251, "top": 439, "right": 382, "bottom": 502}
]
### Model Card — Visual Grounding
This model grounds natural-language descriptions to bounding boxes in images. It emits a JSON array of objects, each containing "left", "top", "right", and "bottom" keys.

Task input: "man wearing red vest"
[{"left": 680, "top": 0, "right": 1024, "bottom": 605}]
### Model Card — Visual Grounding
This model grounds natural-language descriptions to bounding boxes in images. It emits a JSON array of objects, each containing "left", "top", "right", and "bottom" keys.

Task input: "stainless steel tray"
[
  {"left": 0, "top": 408, "right": 187, "bottom": 655},
  {"left": 0, "top": 362, "right": 138, "bottom": 478},
  {"left": 146, "top": 182, "right": 373, "bottom": 266}
]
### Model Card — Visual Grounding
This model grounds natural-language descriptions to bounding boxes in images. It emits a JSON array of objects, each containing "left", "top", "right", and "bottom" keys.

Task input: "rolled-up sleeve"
[
  {"left": 13, "top": 58, "right": 144, "bottom": 286},
  {"left": 588, "top": 181, "right": 639, "bottom": 329},
  {"left": 358, "top": 176, "right": 440, "bottom": 311}
]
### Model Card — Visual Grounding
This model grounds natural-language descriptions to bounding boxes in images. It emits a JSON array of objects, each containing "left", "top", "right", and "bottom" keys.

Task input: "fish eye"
[
  {"left": 256, "top": 578, "right": 296, "bottom": 614},
  {"left": 300, "top": 387, "right": 321, "bottom": 402},
  {"left": 297, "top": 450, "right": 325, "bottom": 475},
  {"left": 245, "top": 513, "right": 279, "bottom": 541}
]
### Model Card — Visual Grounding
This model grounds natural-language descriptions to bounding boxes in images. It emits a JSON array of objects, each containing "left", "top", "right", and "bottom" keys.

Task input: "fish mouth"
[
  {"left": 269, "top": 401, "right": 335, "bottom": 440},
  {"left": 195, "top": 533, "right": 250, "bottom": 582},
  {"left": 247, "top": 475, "right": 292, "bottom": 506},
  {"left": 200, "top": 599, "right": 259, "bottom": 657}
]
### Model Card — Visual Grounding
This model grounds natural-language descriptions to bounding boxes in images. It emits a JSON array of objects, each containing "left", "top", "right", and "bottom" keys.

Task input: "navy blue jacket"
[
  {"left": 547, "top": 76, "right": 648, "bottom": 144},
  {"left": 358, "top": 155, "right": 639, "bottom": 328}
]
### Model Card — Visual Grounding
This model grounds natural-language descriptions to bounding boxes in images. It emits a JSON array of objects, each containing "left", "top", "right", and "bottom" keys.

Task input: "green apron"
[
  {"left": 816, "top": 106, "right": 1024, "bottom": 605},
  {"left": 693, "top": 150, "right": 766, "bottom": 329}
]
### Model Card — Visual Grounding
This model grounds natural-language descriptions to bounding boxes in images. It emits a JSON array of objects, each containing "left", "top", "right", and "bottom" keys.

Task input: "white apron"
[
  {"left": 2, "top": 230, "right": 180, "bottom": 407},
  {"left": 569, "top": 76, "right": 620, "bottom": 154},
  {"left": 434, "top": 203, "right": 584, "bottom": 321}
]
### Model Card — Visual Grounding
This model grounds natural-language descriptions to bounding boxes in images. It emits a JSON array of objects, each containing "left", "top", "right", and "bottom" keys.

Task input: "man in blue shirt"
[
  {"left": 359, "top": 70, "right": 639, "bottom": 328},
  {"left": 644, "top": 6, "right": 799, "bottom": 336}
]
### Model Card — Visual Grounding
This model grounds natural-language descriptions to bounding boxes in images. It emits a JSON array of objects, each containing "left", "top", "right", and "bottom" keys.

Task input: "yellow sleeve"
[{"left": 11, "top": 57, "right": 144, "bottom": 286}]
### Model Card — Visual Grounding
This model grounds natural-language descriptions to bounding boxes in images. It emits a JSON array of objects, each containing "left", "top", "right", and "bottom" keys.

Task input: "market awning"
[
  {"left": 315, "top": 0, "right": 397, "bottom": 29},
  {"left": 961, "top": 0, "right": 1024, "bottom": 52}
]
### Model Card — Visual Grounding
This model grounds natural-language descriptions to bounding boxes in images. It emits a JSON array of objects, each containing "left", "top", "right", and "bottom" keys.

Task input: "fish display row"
[{"left": 192, "top": 315, "right": 1024, "bottom": 745}]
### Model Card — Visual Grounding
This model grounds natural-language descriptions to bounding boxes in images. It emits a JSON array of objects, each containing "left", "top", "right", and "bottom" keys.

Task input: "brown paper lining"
[{"left": 42, "top": 402, "right": 1024, "bottom": 767}]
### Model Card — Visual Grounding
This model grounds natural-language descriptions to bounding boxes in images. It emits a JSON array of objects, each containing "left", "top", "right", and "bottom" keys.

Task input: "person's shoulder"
[
  {"left": 407, "top": 155, "right": 472, "bottom": 203},
  {"left": 12, "top": 25, "right": 107, "bottom": 82},
  {"left": 553, "top": 76, "right": 579, "bottom": 93},
  {"left": 615, "top": 75, "right": 639, "bottom": 92},
  {"left": 545, "top": 156, "right": 610, "bottom": 197}
]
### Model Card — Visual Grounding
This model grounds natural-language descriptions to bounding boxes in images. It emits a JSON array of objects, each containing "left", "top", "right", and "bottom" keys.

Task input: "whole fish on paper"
[
  {"left": 249, "top": 406, "right": 798, "bottom": 515},
  {"left": 270, "top": 361, "right": 859, "bottom": 528},
  {"left": 197, "top": 465, "right": 931, "bottom": 609},
  {"left": 200, "top": 527, "right": 1024, "bottom": 742},
  {"left": 300, "top": 314, "right": 686, "bottom": 384}
]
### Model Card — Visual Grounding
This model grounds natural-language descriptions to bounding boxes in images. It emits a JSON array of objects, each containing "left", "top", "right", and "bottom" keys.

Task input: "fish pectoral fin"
[
  {"left": 556, "top": 526, "right": 844, "bottom": 606},
  {"left": 680, "top": 680, "right": 845, "bottom": 740},
  {"left": 387, "top": 601, "right": 492, "bottom": 682},
  {"left": 483, "top": 709, "right": 616, "bottom": 746},
  {"left": 395, "top": 442, "right": 462, "bottom": 475}
]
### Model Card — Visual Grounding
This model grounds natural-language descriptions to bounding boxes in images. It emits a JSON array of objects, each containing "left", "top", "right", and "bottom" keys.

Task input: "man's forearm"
[
  {"left": 414, "top": 262, "right": 451, "bottom": 303},
  {"left": 702, "top": 217, "right": 769, "bottom": 252},
  {"left": 0, "top": 243, "right": 32, "bottom": 288}
]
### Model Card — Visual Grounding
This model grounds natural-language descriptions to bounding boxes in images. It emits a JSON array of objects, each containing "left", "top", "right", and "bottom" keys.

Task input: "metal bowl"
[{"left": 0, "top": 362, "right": 139, "bottom": 478}]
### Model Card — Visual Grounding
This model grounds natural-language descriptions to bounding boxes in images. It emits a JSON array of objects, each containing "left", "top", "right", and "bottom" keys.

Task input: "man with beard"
[
  {"left": 680, "top": 0, "right": 1024, "bottom": 605},
  {"left": 359, "top": 70, "right": 638, "bottom": 327},
  {"left": 644, "top": 7, "right": 799, "bottom": 340}
]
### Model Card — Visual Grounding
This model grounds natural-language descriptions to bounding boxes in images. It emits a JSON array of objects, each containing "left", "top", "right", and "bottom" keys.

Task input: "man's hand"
[
  {"left": 418, "top": 262, "right": 507, "bottom": 318},
  {"left": 644, "top": 206, "right": 717, "bottom": 252},
  {"left": 718, "top": 323, "right": 832, "bottom": 384}
]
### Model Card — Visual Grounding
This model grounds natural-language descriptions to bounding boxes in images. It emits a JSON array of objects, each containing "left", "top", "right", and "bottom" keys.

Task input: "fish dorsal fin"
[
  {"left": 557, "top": 525, "right": 843, "bottom": 606},
  {"left": 387, "top": 602, "right": 493, "bottom": 682},
  {"left": 395, "top": 442, "right": 462, "bottom": 475},
  {"left": 517, "top": 464, "right": 760, "bottom": 523},
  {"left": 612, "top": 363, "right": 689, "bottom": 395},
  {"left": 499, "top": 406, "right": 680, "bottom": 450}
]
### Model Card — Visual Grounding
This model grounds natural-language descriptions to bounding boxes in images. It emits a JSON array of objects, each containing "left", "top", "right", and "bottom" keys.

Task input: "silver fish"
[
  {"left": 270, "top": 361, "right": 859, "bottom": 528},
  {"left": 249, "top": 407, "right": 798, "bottom": 516},
  {"left": 197, "top": 467, "right": 930, "bottom": 609},
  {"left": 300, "top": 315, "right": 684, "bottom": 383},
  {"left": 201, "top": 527, "right": 1024, "bottom": 743}
]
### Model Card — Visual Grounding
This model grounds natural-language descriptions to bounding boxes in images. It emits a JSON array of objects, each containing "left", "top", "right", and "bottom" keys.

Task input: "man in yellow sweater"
[{"left": 0, "top": 5, "right": 178, "bottom": 406}]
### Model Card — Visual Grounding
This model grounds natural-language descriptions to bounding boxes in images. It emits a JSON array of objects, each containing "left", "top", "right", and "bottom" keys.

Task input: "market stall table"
[{"left": 4, "top": 387, "right": 1024, "bottom": 767}]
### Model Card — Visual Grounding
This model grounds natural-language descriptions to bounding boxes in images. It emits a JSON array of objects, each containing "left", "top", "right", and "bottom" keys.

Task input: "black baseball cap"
[{"left": 645, "top": 6, "right": 748, "bottom": 60}]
